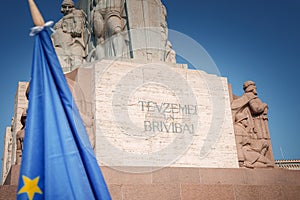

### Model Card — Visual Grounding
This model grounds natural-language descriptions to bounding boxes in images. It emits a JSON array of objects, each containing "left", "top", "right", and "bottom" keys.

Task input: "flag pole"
[{"left": 28, "top": 0, "right": 44, "bottom": 26}]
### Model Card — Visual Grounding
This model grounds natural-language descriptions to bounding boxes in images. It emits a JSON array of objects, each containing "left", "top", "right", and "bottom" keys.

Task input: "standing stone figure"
[
  {"left": 165, "top": 41, "right": 176, "bottom": 63},
  {"left": 16, "top": 109, "right": 27, "bottom": 165},
  {"left": 242, "top": 81, "right": 269, "bottom": 139},
  {"left": 159, "top": 2, "right": 176, "bottom": 63},
  {"left": 92, "top": 0, "right": 126, "bottom": 59},
  {"left": 52, "top": 0, "right": 89, "bottom": 72},
  {"left": 91, "top": 0, "right": 106, "bottom": 60},
  {"left": 231, "top": 80, "right": 274, "bottom": 168}
]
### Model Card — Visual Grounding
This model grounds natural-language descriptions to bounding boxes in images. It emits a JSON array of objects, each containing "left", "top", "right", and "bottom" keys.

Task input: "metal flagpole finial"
[{"left": 28, "top": 0, "right": 45, "bottom": 26}]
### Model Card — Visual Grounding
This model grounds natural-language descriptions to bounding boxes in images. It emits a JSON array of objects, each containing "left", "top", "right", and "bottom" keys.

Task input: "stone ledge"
[
  {"left": 101, "top": 166, "right": 300, "bottom": 186},
  {"left": 5, "top": 166, "right": 300, "bottom": 186},
  {"left": 2, "top": 167, "right": 300, "bottom": 200},
  {"left": 108, "top": 183, "right": 300, "bottom": 200},
  {"left": 0, "top": 186, "right": 17, "bottom": 200}
]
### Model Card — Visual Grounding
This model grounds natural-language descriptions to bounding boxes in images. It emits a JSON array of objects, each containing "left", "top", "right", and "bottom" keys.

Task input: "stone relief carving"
[
  {"left": 241, "top": 136, "right": 273, "bottom": 168},
  {"left": 5, "top": 137, "right": 13, "bottom": 177},
  {"left": 51, "top": 0, "right": 89, "bottom": 72},
  {"left": 61, "top": 0, "right": 176, "bottom": 63},
  {"left": 16, "top": 109, "right": 27, "bottom": 165},
  {"left": 2, "top": 119, "right": 14, "bottom": 179},
  {"left": 91, "top": 0, "right": 127, "bottom": 60},
  {"left": 14, "top": 84, "right": 30, "bottom": 165},
  {"left": 159, "top": 2, "right": 176, "bottom": 63},
  {"left": 231, "top": 81, "right": 274, "bottom": 168},
  {"left": 165, "top": 41, "right": 176, "bottom": 64}
]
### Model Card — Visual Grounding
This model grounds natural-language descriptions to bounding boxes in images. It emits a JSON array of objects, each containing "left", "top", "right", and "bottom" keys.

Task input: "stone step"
[
  {"left": 2, "top": 166, "right": 300, "bottom": 199},
  {"left": 2, "top": 183, "right": 299, "bottom": 200},
  {"left": 108, "top": 183, "right": 300, "bottom": 200}
]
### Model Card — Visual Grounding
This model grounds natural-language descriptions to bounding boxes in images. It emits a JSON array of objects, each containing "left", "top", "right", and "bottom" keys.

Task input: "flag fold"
[{"left": 17, "top": 29, "right": 111, "bottom": 200}]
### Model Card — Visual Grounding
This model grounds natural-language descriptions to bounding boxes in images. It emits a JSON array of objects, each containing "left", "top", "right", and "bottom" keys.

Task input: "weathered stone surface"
[
  {"left": 102, "top": 167, "right": 300, "bottom": 200},
  {"left": 5, "top": 82, "right": 28, "bottom": 178},
  {"left": 3, "top": 165, "right": 20, "bottom": 186},
  {"left": 93, "top": 60, "right": 238, "bottom": 169},
  {"left": 76, "top": 0, "right": 175, "bottom": 63},
  {"left": 199, "top": 168, "right": 247, "bottom": 185},
  {"left": 107, "top": 184, "right": 122, "bottom": 200},
  {"left": 0, "top": 185, "right": 17, "bottom": 200},
  {"left": 65, "top": 67, "right": 95, "bottom": 149},
  {"left": 101, "top": 166, "right": 152, "bottom": 185},
  {"left": 52, "top": 0, "right": 88, "bottom": 72},
  {"left": 3, "top": 166, "right": 300, "bottom": 199},
  {"left": 15, "top": 110, "right": 26, "bottom": 165},
  {"left": 152, "top": 167, "right": 200, "bottom": 184},
  {"left": 281, "top": 185, "right": 300, "bottom": 200},
  {"left": 2, "top": 127, "right": 12, "bottom": 184},
  {"left": 122, "top": 184, "right": 181, "bottom": 200},
  {"left": 125, "top": 0, "right": 172, "bottom": 62},
  {"left": 1, "top": 82, "right": 28, "bottom": 184},
  {"left": 234, "top": 185, "right": 284, "bottom": 200},
  {"left": 181, "top": 184, "right": 234, "bottom": 200}
]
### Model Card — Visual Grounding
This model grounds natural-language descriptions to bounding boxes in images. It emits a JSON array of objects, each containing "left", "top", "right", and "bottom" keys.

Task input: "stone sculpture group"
[
  {"left": 51, "top": 0, "right": 176, "bottom": 72},
  {"left": 231, "top": 81, "right": 274, "bottom": 168}
]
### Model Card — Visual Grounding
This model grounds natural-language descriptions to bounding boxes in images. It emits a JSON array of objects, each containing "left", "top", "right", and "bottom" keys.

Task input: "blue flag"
[{"left": 17, "top": 29, "right": 111, "bottom": 200}]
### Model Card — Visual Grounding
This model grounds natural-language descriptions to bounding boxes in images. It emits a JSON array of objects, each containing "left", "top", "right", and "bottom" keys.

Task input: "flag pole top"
[{"left": 28, "top": 0, "right": 45, "bottom": 26}]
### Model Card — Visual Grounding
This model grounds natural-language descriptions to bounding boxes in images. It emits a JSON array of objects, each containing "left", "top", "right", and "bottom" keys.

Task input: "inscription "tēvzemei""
[{"left": 138, "top": 101, "right": 197, "bottom": 134}]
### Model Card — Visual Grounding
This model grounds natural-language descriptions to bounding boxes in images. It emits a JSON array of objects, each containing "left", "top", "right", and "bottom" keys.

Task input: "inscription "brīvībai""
[{"left": 138, "top": 101, "right": 197, "bottom": 134}]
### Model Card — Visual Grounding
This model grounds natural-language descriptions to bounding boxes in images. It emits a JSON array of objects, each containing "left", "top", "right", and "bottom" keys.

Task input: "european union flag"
[{"left": 17, "top": 29, "right": 111, "bottom": 200}]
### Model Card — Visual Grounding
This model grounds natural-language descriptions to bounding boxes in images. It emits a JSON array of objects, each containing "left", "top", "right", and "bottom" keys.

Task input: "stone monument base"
[
  {"left": 1, "top": 165, "right": 300, "bottom": 200},
  {"left": 103, "top": 167, "right": 300, "bottom": 200},
  {"left": 67, "top": 60, "right": 239, "bottom": 169},
  {"left": 2, "top": 165, "right": 20, "bottom": 186}
]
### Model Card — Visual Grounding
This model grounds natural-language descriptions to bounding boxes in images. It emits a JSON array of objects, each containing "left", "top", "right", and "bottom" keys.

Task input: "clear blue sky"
[{"left": 0, "top": 0, "right": 299, "bottom": 178}]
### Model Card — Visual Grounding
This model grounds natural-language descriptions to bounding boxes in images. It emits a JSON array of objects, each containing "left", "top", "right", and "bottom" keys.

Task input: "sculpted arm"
[{"left": 248, "top": 98, "right": 268, "bottom": 115}]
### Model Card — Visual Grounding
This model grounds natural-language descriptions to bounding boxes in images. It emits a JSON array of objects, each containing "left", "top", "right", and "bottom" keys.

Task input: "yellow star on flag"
[{"left": 18, "top": 175, "right": 43, "bottom": 200}]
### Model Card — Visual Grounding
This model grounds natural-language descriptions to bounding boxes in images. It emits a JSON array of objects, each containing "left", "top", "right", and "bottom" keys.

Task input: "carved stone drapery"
[
  {"left": 231, "top": 81, "right": 274, "bottom": 168},
  {"left": 76, "top": 0, "right": 176, "bottom": 63},
  {"left": 91, "top": 0, "right": 127, "bottom": 60}
]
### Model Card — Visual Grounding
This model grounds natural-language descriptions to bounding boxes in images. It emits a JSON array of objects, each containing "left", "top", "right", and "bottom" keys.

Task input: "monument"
[
  {"left": 62, "top": 0, "right": 238, "bottom": 170},
  {"left": 1, "top": 0, "right": 300, "bottom": 199}
]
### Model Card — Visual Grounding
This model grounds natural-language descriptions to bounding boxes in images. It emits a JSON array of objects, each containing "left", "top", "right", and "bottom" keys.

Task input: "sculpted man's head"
[
  {"left": 243, "top": 80, "right": 257, "bottom": 95},
  {"left": 61, "top": 0, "right": 75, "bottom": 15}
]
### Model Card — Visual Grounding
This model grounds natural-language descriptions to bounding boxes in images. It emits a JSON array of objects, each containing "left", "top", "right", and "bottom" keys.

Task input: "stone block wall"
[
  {"left": 2, "top": 166, "right": 300, "bottom": 200},
  {"left": 92, "top": 60, "right": 238, "bottom": 169}
]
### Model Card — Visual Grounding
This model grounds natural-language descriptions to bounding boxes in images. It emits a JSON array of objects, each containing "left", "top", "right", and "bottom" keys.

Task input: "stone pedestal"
[
  {"left": 2, "top": 165, "right": 300, "bottom": 200},
  {"left": 2, "top": 60, "right": 300, "bottom": 199},
  {"left": 78, "top": 60, "right": 239, "bottom": 170},
  {"left": 3, "top": 165, "right": 20, "bottom": 186},
  {"left": 102, "top": 167, "right": 300, "bottom": 200},
  {"left": 67, "top": 60, "right": 239, "bottom": 170},
  {"left": 0, "top": 186, "right": 18, "bottom": 200}
]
